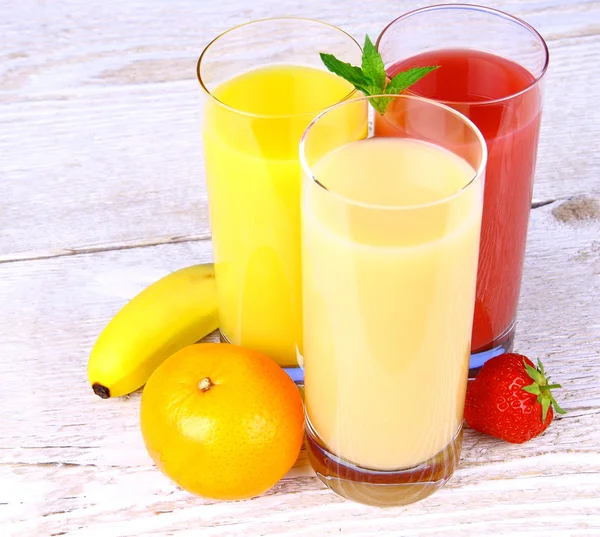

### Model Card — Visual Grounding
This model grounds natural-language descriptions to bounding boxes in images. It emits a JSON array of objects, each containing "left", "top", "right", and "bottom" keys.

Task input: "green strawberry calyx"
[{"left": 522, "top": 358, "right": 567, "bottom": 422}]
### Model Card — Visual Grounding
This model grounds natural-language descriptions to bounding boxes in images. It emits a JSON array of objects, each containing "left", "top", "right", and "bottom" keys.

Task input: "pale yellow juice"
[
  {"left": 303, "top": 137, "right": 482, "bottom": 470},
  {"left": 202, "top": 65, "right": 357, "bottom": 366}
]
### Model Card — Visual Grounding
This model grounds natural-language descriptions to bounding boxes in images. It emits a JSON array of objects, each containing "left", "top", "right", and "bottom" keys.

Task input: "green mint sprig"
[{"left": 320, "top": 35, "right": 438, "bottom": 114}]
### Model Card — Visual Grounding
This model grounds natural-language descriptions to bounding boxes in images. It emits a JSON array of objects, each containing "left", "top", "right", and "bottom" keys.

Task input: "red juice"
[{"left": 385, "top": 49, "right": 542, "bottom": 354}]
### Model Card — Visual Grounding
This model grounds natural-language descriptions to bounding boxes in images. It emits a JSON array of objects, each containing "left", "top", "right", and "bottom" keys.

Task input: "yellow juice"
[
  {"left": 202, "top": 64, "right": 356, "bottom": 366},
  {"left": 303, "top": 137, "right": 482, "bottom": 470}
]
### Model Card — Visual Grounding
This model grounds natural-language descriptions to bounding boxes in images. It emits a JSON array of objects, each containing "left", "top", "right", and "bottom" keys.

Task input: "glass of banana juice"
[
  {"left": 197, "top": 18, "right": 363, "bottom": 381},
  {"left": 300, "top": 94, "right": 487, "bottom": 506}
]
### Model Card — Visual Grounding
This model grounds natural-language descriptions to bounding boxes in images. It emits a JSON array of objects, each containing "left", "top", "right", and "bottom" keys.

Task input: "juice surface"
[
  {"left": 303, "top": 137, "right": 481, "bottom": 470},
  {"left": 388, "top": 49, "right": 541, "bottom": 352},
  {"left": 203, "top": 64, "right": 354, "bottom": 366}
]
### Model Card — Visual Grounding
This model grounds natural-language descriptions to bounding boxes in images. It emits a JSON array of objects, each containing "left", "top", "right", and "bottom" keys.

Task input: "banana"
[{"left": 88, "top": 263, "right": 218, "bottom": 398}]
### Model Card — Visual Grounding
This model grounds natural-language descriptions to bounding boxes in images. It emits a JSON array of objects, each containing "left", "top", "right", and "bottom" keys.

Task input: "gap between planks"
[
  {"left": 0, "top": 198, "right": 572, "bottom": 265},
  {"left": 0, "top": 233, "right": 212, "bottom": 265}
]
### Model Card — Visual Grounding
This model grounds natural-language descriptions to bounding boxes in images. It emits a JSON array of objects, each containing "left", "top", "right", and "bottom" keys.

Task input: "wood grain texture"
[
  {"left": 1, "top": 201, "right": 600, "bottom": 536},
  {"left": 1, "top": 0, "right": 599, "bottom": 259},
  {"left": 2, "top": 1, "right": 600, "bottom": 535}
]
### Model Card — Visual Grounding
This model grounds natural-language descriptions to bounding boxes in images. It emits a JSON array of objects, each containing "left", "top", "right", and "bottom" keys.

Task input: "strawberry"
[{"left": 464, "top": 353, "right": 565, "bottom": 444}]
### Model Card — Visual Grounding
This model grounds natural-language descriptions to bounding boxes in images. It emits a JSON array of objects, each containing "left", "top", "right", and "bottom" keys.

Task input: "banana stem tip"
[{"left": 92, "top": 383, "right": 111, "bottom": 399}]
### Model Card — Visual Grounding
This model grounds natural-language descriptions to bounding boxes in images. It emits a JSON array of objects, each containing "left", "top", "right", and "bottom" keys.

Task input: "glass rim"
[
  {"left": 196, "top": 17, "right": 360, "bottom": 120},
  {"left": 376, "top": 3, "right": 550, "bottom": 107},
  {"left": 299, "top": 93, "right": 488, "bottom": 212}
]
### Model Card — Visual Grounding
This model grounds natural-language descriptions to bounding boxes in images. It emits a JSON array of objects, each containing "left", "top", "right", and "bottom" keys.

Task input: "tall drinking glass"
[
  {"left": 197, "top": 19, "right": 361, "bottom": 381},
  {"left": 377, "top": 5, "right": 548, "bottom": 374},
  {"left": 301, "top": 94, "right": 487, "bottom": 506}
]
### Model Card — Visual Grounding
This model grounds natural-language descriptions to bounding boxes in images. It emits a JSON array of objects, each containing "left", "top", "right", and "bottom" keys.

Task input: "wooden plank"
[
  {"left": 1, "top": 202, "right": 599, "bottom": 535},
  {"left": 2, "top": 0, "right": 599, "bottom": 259},
  {"left": 3, "top": 463, "right": 599, "bottom": 536}
]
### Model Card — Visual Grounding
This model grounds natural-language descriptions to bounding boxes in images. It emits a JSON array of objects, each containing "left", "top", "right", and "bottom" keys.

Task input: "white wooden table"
[{"left": 2, "top": 1, "right": 600, "bottom": 535}]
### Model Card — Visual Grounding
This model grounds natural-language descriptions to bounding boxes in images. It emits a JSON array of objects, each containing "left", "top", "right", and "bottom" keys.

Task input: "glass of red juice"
[{"left": 376, "top": 4, "right": 548, "bottom": 375}]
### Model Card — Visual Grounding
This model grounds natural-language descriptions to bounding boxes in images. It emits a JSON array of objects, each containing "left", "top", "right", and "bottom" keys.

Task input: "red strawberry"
[{"left": 464, "top": 353, "right": 565, "bottom": 444}]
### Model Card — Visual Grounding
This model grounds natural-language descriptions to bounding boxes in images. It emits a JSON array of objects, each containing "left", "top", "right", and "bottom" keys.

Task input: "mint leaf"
[
  {"left": 319, "top": 53, "right": 371, "bottom": 92},
  {"left": 320, "top": 40, "right": 439, "bottom": 115},
  {"left": 385, "top": 66, "right": 439, "bottom": 95},
  {"left": 361, "top": 35, "right": 386, "bottom": 90},
  {"left": 368, "top": 96, "right": 389, "bottom": 115}
]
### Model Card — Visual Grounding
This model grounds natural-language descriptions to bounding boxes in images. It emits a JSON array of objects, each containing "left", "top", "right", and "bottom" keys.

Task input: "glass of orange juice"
[
  {"left": 197, "top": 18, "right": 362, "bottom": 382},
  {"left": 300, "top": 94, "right": 487, "bottom": 506}
]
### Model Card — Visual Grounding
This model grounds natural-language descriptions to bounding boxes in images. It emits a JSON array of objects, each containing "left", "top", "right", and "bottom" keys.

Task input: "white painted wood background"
[{"left": 1, "top": 0, "right": 599, "bottom": 535}]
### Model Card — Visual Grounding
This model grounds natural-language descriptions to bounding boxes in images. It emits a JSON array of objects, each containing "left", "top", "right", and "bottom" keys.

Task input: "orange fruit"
[{"left": 140, "top": 343, "right": 305, "bottom": 500}]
